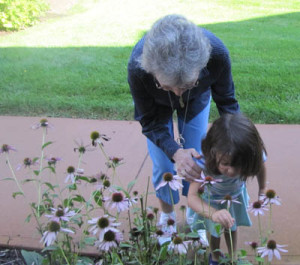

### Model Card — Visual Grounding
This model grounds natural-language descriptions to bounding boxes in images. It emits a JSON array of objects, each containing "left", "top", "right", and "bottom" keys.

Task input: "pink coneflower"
[
  {"left": 216, "top": 194, "right": 241, "bottom": 209},
  {"left": 45, "top": 207, "right": 76, "bottom": 222},
  {"left": 262, "top": 189, "right": 281, "bottom": 206},
  {"left": 65, "top": 166, "right": 83, "bottom": 184},
  {"left": 151, "top": 229, "right": 171, "bottom": 240},
  {"left": 106, "top": 156, "right": 124, "bottom": 169},
  {"left": 16, "top": 157, "right": 39, "bottom": 170},
  {"left": 41, "top": 221, "right": 74, "bottom": 246},
  {"left": 156, "top": 172, "right": 184, "bottom": 191},
  {"left": 168, "top": 236, "right": 191, "bottom": 255},
  {"left": 95, "top": 228, "right": 123, "bottom": 252},
  {"left": 257, "top": 240, "right": 288, "bottom": 261},
  {"left": 104, "top": 192, "right": 130, "bottom": 212},
  {"left": 45, "top": 156, "right": 62, "bottom": 166},
  {"left": 90, "top": 131, "right": 110, "bottom": 147},
  {"left": 31, "top": 119, "right": 53, "bottom": 130},
  {"left": 74, "top": 139, "right": 95, "bottom": 154},
  {"left": 0, "top": 144, "right": 17, "bottom": 154},
  {"left": 88, "top": 215, "right": 120, "bottom": 238},
  {"left": 245, "top": 241, "right": 259, "bottom": 250},
  {"left": 248, "top": 200, "right": 268, "bottom": 216},
  {"left": 195, "top": 172, "right": 223, "bottom": 187},
  {"left": 157, "top": 218, "right": 177, "bottom": 235}
]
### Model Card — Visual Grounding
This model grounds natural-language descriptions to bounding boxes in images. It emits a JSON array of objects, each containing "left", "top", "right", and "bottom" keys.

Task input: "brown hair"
[{"left": 202, "top": 114, "right": 266, "bottom": 180}]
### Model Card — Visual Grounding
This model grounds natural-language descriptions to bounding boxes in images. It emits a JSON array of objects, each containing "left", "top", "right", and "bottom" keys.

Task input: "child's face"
[{"left": 216, "top": 153, "right": 240, "bottom": 178}]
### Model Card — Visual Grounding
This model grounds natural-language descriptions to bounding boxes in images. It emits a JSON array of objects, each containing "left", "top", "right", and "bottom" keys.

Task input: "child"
[{"left": 187, "top": 113, "right": 267, "bottom": 265}]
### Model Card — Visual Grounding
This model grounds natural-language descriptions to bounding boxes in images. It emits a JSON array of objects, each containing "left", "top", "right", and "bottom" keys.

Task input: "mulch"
[{"left": 0, "top": 247, "right": 26, "bottom": 265}]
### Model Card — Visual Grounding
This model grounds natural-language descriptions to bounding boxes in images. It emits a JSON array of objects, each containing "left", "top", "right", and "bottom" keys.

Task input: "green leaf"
[
  {"left": 12, "top": 191, "right": 24, "bottom": 198},
  {"left": 42, "top": 141, "right": 53, "bottom": 150},
  {"left": 68, "top": 183, "right": 77, "bottom": 191},
  {"left": 83, "top": 237, "right": 97, "bottom": 245},
  {"left": 255, "top": 256, "right": 265, "bottom": 262},
  {"left": 44, "top": 166, "right": 56, "bottom": 174},
  {"left": 93, "top": 190, "right": 102, "bottom": 207},
  {"left": 159, "top": 244, "right": 168, "bottom": 260},
  {"left": 215, "top": 224, "right": 222, "bottom": 235},
  {"left": 42, "top": 245, "right": 59, "bottom": 252},
  {"left": 77, "top": 176, "right": 90, "bottom": 182},
  {"left": 33, "top": 170, "right": 40, "bottom": 176},
  {"left": 127, "top": 179, "right": 137, "bottom": 191},
  {"left": 72, "top": 194, "right": 86, "bottom": 203},
  {"left": 25, "top": 214, "right": 32, "bottom": 223},
  {"left": 21, "top": 250, "right": 44, "bottom": 265},
  {"left": 44, "top": 182, "right": 55, "bottom": 191},
  {"left": 1, "top": 177, "right": 14, "bottom": 181}
]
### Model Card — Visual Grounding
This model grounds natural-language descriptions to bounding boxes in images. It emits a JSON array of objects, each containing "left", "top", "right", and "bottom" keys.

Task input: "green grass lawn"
[{"left": 0, "top": 0, "right": 299, "bottom": 123}]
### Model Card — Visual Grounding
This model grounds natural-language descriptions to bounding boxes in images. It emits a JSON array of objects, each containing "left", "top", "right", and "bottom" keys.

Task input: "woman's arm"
[
  {"left": 257, "top": 163, "right": 267, "bottom": 199},
  {"left": 187, "top": 181, "right": 235, "bottom": 229}
]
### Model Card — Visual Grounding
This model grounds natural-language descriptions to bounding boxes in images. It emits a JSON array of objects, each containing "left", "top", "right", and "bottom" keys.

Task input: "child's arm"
[
  {"left": 187, "top": 181, "right": 235, "bottom": 229},
  {"left": 257, "top": 163, "right": 267, "bottom": 199}
]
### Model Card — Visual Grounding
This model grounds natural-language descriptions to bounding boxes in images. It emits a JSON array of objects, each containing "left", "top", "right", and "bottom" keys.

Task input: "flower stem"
[
  {"left": 59, "top": 245, "right": 70, "bottom": 265},
  {"left": 258, "top": 214, "right": 263, "bottom": 245},
  {"left": 37, "top": 128, "right": 46, "bottom": 217},
  {"left": 5, "top": 154, "right": 25, "bottom": 195},
  {"left": 268, "top": 204, "right": 273, "bottom": 236}
]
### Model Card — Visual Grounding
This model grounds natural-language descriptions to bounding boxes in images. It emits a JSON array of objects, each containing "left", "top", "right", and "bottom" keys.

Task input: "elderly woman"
[{"left": 127, "top": 14, "right": 240, "bottom": 241}]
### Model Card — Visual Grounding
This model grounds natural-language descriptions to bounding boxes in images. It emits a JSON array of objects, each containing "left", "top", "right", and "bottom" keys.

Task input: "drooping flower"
[
  {"left": 168, "top": 236, "right": 191, "bottom": 255},
  {"left": 104, "top": 192, "right": 130, "bottom": 212},
  {"left": 65, "top": 166, "right": 83, "bottom": 184},
  {"left": 262, "top": 189, "right": 281, "bottom": 206},
  {"left": 16, "top": 157, "right": 39, "bottom": 170},
  {"left": 194, "top": 172, "right": 223, "bottom": 187},
  {"left": 157, "top": 217, "right": 177, "bottom": 235},
  {"left": 88, "top": 215, "right": 120, "bottom": 238},
  {"left": 73, "top": 139, "right": 95, "bottom": 154},
  {"left": 257, "top": 240, "right": 288, "bottom": 261},
  {"left": 31, "top": 119, "right": 53, "bottom": 131},
  {"left": 106, "top": 156, "right": 124, "bottom": 169},
  {"left": 45, "top": 156, "right": 62, "bottom": 166},
  {"left": 0, "top": 144, "right": 17, "bottom": 154},
  {"left": 45, "top": 207, "right": 76, "bottom": 222},
  {"left": 216, "top": 194, "right": 242, "bottom": 209},
  {"left": 245, "top": 241, "right": 259, "bottom": 250},
  {"left": 95, "top": 228, "right": 123, "bottom": 252},
  {"left": 248, "top": 200, "right": 268, "bottom": 216},
  {"left": 90, "top": 131, "right": 110, "bottom": 147},
  {"left": 156, "top": 172, "right": 184, "bottom": 191},
  {"left": 41, "top": 221, "right": 74, "bottom": 246}
]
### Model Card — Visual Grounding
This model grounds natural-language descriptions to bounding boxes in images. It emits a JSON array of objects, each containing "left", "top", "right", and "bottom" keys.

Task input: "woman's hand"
[
  {"left": 172, "top": 148, "right": 202, "bottom": 182},
  {"left": 211, "top": 209, "right": 235, "bottom": 229}
]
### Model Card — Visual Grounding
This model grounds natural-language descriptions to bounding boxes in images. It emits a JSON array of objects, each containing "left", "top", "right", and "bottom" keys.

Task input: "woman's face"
[{"left": 216, "top": 153, "right": 240, "bottom": 178}]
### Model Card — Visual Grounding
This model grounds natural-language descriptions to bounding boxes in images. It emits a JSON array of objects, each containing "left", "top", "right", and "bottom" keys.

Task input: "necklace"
[{"left": 168, "top": 90, "right": 191, "bottom": 148}]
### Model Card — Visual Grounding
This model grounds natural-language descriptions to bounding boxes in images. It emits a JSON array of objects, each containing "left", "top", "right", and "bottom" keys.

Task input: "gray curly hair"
[{"left": 141, "top": 14, "right": 211, "bottom": 88}]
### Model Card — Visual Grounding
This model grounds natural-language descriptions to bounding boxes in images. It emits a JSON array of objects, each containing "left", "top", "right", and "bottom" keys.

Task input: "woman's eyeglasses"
[{"left": 154, "top": 78, "right": 199, "bottom": 91}]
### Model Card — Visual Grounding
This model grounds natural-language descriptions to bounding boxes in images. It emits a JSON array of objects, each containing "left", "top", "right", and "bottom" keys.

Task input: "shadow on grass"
[{"left": 0, "top": 12, "right": 299, "bottom": 123}]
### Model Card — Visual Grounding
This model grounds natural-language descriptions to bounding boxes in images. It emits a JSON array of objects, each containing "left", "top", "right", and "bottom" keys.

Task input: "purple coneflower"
[
  {"left": 216, "top": 194, "right": 241, "bottom": 209},
  {"left": 65, "top": 166, "right": 83, "bottom": 184},
  {"left": 16, "top": 157, "right": 39, "bottom": 170},
  {"left": 106, "top": 156, "right": 124, "bottom": 168},
  {"left": 105, "top": 192, "right": 130, "bottom": 212},
  {"left": 41, "top": 221, "right": 74, "bottom": 246},
  {"left": 195, "top": 172, "right": 223, "bottom": 187},
  {"left": 168, "top": 236, "right": 191, "bottom": 255},
  {"left": 262, "top": 189, "right": 281, "bottom": 206},
  {"left": 95, "top": 228, "right": 123, "bottom": 252},
  {"left": 90, "top": 131, "right": 110, "bottom": 147},
  {"left": 45, "top": 156, "right": 62, "bottom": 166},
  {"left": 157, "top": 218, "right": 177, "bottom": 235},
  {"left": 45, "top": 207, "right": 76, "bottom": 222},
  {"left": 88, "top": 215, "right": 120, "bottom": 238},
  {"left": 74, "top": 139, "right": 95, "bottom": 154},
  {"left": 31, "top": 119, "right": 53, "bottom": 130},
  {"left": 248, "top": 200, "right": 268, "bottom": 216},
  {"left": 257, "top": 240, "right": 288, "bottom": 261},
  {"left": 156, "top": 172, "right": 184, "bottom": 191},
  {"left": 245, "top": 241, "right": 259, "bottom": 251},
  {"left": 0, "top": 144, "right": 17, "bottom": 154}
]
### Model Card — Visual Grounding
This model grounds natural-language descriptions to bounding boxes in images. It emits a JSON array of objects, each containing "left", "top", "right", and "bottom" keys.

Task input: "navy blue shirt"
[{"left": 128, "top": 29, "right": 240, "bottom": 160}]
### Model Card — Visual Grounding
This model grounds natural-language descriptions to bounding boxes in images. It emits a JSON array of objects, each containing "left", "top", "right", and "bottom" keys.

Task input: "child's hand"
[{"left": 211, "top": 209, "right": 235, "bottom": 229}]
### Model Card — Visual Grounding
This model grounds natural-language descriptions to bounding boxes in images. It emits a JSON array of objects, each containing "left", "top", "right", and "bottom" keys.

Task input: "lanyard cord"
[{"left": 167, "top": 90, "right": 191, "bottom": 148}]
